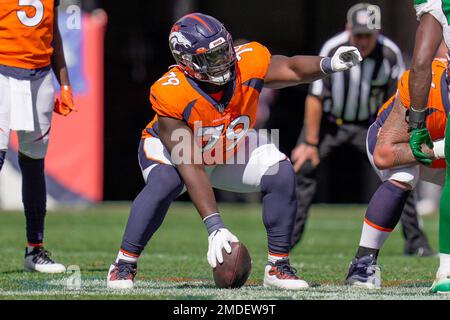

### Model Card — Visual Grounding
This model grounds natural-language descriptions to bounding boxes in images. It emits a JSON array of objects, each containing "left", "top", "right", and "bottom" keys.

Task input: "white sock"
[
  {"left": 359, "top": 221, "right": 391, "bottom": 249},
  {"left": 268, "top": 253, "right": 289, "bottom": 264},
  {"left": 116, "top": 250, "right": 138, "bottom": 264},
  {"left": 439, "top": 253, "right": 450, "bottom": 274}
]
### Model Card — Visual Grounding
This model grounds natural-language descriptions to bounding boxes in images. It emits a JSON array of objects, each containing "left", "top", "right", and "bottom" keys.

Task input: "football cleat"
[
  {"left": 24, "top": 247, "right": 66, "bottom": 273},
  {"left": 404, "top": 243, "right": 437, "bottom": 257},
  {"left": 107, "top": 260, "right": 137, "bottom": 290},
  {"left": 345, "top": 255, "right": 381, "bottom": 289},
  {"left": 430, "top": 269, "right": 450, "bottom": 294},
  {"left": 263, "top": 258, "right": 309, "bottom": 290}
]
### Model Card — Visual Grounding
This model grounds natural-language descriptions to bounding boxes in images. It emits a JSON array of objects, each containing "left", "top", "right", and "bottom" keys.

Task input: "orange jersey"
[
  {"left": 142, "top": 41, "right": 271, "bottom": 164},
  {"left": 0, "top": 0, "right": 57, "bottom": 69},
  {"left": 377, "top": 59, "right": 449, "bottom": 168}
]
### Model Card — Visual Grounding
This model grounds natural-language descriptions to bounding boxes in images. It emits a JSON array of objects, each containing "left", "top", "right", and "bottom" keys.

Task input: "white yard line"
[{"left": 0, "top": 279, "right": 449, "bottom": 300}]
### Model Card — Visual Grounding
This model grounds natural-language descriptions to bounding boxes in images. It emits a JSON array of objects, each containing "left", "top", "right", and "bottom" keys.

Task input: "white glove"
[
  {"left": 330, "top": 46, "right": 362, "bottom": 72},
  {"left": 207, "top": 228, "right": 239, "bottom": 268}
]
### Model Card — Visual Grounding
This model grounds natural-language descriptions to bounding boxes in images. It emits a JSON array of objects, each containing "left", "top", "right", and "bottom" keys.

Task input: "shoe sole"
[
  {"left": 107, "top": 282, "right": 134, "bottom": 290},
  {"left": 263, "top": 282, "right": 309, "bottom": 290},
  {"left": 24, "top": 266, "right": 66, "bottom": 273},
  {"left": 346, "top": 281, "right": 380, "bottom": 290}
]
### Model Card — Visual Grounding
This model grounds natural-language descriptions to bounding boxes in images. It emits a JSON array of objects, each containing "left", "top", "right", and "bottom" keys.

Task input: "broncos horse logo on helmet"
[
  {"left": 169, "top": 31, "right": 192, "bottom": 49},
  {"left": 169, "top": 13, "right": 236, "bottom": 86}
]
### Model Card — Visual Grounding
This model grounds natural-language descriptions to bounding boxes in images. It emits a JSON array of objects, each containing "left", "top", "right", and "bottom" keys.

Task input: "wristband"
[
  {"left": 433, "top": 139, "right": 445, "bottom": 159},
  {"left": 407, "top": 107, "right": 427, "bottom": 131},
  {"left": 320, "top": 57, "right": 334, "bottom": 74},
  {"left": 304, "top": 140, "right": 318, "bottom": 148},
  {"left": 203, "top": 213, "right": 225, "bottom": 235}
]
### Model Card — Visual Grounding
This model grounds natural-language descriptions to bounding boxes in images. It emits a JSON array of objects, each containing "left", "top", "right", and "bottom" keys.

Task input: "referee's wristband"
[{"left": 303, "top": 140, "right": 319, "bottom": 148}]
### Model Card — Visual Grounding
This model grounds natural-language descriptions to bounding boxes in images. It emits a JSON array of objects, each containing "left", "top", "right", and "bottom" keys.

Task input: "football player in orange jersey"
[
  {"left": 0, "top": 0, "right": 76, "bottom": 273},
  {"left": 107, "top": 13, "right": 362, "bottom": 290},
  {"left": 344, "top": 48, "right": 448, "bottom": 290}
]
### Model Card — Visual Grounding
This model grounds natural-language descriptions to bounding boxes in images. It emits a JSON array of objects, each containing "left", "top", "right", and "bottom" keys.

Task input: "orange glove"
[{"left": 54, "top": 85, "right": 77, "bottom": 116}]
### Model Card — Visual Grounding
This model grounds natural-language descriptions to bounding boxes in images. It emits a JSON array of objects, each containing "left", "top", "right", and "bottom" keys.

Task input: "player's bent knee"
[
  {"left": 18, "top": 136, "right": 49, "bottom": 160},
  {"left": 373, "top": 144, "right": 395, "bottom": 170},
  {"left": 147, "top": 164, "right": 184, "bottom": 198},
  {"left": 261, "top": 160, "right": 296, "bottom": 195}
]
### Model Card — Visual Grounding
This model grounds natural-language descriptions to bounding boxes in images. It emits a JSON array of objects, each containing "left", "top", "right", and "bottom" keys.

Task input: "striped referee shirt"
[{"left": 310, "top": 31, "right": 405, "bottom": 124}]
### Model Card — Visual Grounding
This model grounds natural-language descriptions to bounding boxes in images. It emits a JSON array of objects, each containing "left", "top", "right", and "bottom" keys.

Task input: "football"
[{"left": 212, "top": 242, "right": 252, "bottom": 289}]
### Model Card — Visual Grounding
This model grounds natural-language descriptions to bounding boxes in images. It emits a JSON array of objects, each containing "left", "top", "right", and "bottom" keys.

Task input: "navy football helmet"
[{"left": 169, "top": 13, "right": 236, "bottom": 85}]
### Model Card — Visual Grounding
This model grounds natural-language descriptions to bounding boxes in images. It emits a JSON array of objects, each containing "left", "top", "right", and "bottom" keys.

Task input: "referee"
[{"left": 290, "top": 3, "right": 435, "bottom": 256}]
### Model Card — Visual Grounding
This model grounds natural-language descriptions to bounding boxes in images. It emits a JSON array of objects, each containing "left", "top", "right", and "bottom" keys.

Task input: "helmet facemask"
[{"left": 175, "top": 37, "right": 236, "bottom": 86}]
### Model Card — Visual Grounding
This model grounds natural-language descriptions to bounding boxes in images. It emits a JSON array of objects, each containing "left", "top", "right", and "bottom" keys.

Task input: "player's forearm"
[
  {"left": 374, "top": 98, "right": 427, "bottom": 168},
  {"left": 408, "top": 66, "right": 432, "bottom": 112},
  {"left": 376, "top": 134, "right": 442, "bottom": 169},
  {"left": 303, "top": 95, "right": 323, "bottom": 145},
  {"left": 409, "top": 13, "right": 443, "bottom": 112},
  {"left": 51, "top": 20, "right": 70, "bottom": 86},
  {"left": 177, "top": 164, "right": 219, "bottom": 219},
  {"left": 392, "top": 143, "right": 434, "bottom": 167},
  {"left": 264, "top": 55, "right": 326, "bottom": 89},
  {"left": 375, "top": 140, "right": 434, "bottom": 169},
  {"left": 265, "top": 48, "right": 360, "bottom": 89},
  {"left": 290, "top": 56, "right": 329, "bottom": 84}
]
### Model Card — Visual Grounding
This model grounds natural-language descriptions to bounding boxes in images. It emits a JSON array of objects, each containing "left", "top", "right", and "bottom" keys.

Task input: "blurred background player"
[
  {"left": 106, "top": 12, "right": 362, "bottom": 290},
  {"left": 290, "top": 2, "right": 435, "bottom": 256},
  {"left": 416, "top": 182, "right": 442, "bottom": 216},
  {"left": 345, "top": 48, "right": 448, "bottom": 291},
  {"left": 407, "top": 0, "right": 450, "bottom": 293},
  {"left": 0, "top": 0, "right": 76, "bottom": 272}
]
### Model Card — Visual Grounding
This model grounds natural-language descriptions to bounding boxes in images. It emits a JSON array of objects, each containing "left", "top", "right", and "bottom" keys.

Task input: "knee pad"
[{"left": 382, "top": 166, "right": 420, "bottom": 189}]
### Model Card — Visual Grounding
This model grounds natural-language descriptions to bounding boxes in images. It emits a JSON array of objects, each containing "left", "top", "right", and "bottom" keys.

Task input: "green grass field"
[{"left": 0, "top": 202, "right": 448, "bottom": 300}]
